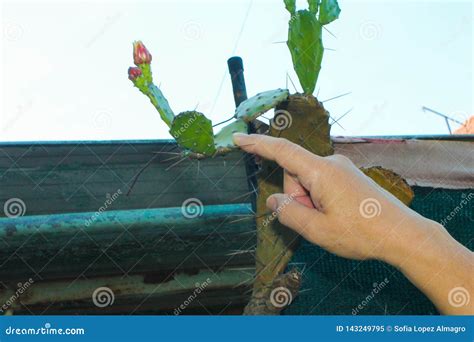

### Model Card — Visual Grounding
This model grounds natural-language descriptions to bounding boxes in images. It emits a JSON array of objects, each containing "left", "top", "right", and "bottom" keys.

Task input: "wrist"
[{"left": 382, "top": 214, "right": 447, "bottom": 270}]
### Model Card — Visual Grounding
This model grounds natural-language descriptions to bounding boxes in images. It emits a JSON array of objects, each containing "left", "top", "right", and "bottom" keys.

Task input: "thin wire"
[{"left": 210, "top": 0, "right": 254, "bottom": 115}]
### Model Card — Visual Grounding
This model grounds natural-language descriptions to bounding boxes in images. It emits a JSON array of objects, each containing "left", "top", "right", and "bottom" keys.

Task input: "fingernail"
[
  {"left": 266, "top": 195, "right": 279, "bottom": 212},
  {"left": 232, "top": 133, "right": 249, "bottom": 146}
]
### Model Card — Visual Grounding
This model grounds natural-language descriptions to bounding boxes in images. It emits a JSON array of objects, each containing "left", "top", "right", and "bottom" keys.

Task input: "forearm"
[{"left": 388, "top": 217, "right": 474, "bottom": 315}]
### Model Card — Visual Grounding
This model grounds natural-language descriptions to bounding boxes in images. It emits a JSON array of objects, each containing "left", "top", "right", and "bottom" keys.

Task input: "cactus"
[
  {"left": 129, "top": 43, "right": 289, "bottom": 156},
  {"left": 170, "top": 111, "right": 216, "bottom": 156},
  {"left": 128, "top": 41, "right": 175, "bottom": 127},
  {"left": 148, "top": 84, "right": 175, "bottom": 128},
  {"left": 319, "top": 0, "right": 341, "bottom": 25},
  {"left": 215, "top": 119, "right": 248, "bottom": 152},
  {"left": 361, "top": 166, "right": 414, "bottom": 205},
  {"left": 235, "top": 89, "right": 289, "bottom": 122},
  {"left": 283, "top": 0, "right": 296, "bottom": 15},
  {"left": 127, "top": 11, "right": 417, "bottom": 317},
  {"left": 285, "top": 0, "right": 340, "bottom": 94}
]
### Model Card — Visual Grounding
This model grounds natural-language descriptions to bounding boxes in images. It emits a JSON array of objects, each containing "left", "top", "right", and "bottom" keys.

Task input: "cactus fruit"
[
  {"left": 170, "top": 111, "right": 216, "bottom": 156},
  {"left": 284, "top": 0, "right": 340, "bottom": 94},
  {"left": 128, "top": 41, "right": 175, "bottom": 127},
  {"left": 215, "top": 119, "right": 248, "bottom": 152},
  {"left": 235, "top": 89, "right": 289, "bottom": 122}
]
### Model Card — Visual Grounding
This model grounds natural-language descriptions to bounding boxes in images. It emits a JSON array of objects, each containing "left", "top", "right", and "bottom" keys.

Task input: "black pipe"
[{"left": 227, "top": 57, "right": 258, "bottom": 210}]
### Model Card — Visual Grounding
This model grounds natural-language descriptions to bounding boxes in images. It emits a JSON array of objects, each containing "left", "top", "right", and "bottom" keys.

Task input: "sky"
[{"left": 0, "top": 0, "right": 472, "bottom": 142}]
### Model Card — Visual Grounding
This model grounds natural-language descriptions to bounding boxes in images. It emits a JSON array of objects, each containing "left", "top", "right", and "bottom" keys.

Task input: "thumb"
[{"left": 266, "top": 193, "right": 327, "bottom": 241}]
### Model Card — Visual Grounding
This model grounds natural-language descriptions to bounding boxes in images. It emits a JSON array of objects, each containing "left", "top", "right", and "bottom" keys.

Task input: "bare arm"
[{"left": 233, "top": 133, "right": 474, "bottom": 315}]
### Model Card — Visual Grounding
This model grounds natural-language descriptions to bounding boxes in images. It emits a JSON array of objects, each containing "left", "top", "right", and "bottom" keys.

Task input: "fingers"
[
  {"left": 284, "top": 170, "right": 314, "bottom": 208},
  {"left": 266, "top": 193, "right": 328, "bottom": 242},
  {"left": 233, "top": 133, "right": 321, "bottom": 183}
]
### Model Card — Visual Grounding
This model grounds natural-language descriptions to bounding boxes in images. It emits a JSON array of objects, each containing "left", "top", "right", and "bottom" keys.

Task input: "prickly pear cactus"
[
  {"left": 244, "top": 95, "right": 415, "bottom": 315},
  {"left": 128, "top": 42, "right": 175, "bottom": 127},
  {"left": 170, "top": 111, "right": 216, "bottom": 156},
  {"left": 319, "top": 0, "right": 341, "bottom": 25},
  {"left": 361, "top": 166, "right": 414, "bottom": 206},
  {"left": 284, "top": 0, "right": 340, "bottom": 94},
  {"left": 148, "top": 84, "right": 175, "bottom": 128},
  {"left": 129, "top": 42, "right": 290, "bottom": 156},
  {"left": 235, "top": 89, "right": 289, "bottom": 122},
  {"left": 215, "top": 119, "right": 248, "bottom": 152},
  {"left": 244, "top": 94, "right": 334, "bottom": 315}
]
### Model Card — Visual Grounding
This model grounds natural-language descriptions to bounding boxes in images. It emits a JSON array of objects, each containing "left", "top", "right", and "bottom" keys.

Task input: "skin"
[{"left": 233, "top": 133, "right": 474, "bottom": 315}]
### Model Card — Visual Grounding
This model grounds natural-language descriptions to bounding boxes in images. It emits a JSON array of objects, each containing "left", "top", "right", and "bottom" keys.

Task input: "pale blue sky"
[{"left": 1, "top": 0, "right": 472, "bottom": 141}]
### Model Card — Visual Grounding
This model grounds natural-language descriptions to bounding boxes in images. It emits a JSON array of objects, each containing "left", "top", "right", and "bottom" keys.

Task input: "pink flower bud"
[
  {"left": 133, "top": 41, "right": 152, "bottom": 65},
  {"left": 128, "top": 67, "right": 142, "bottom": 81}
]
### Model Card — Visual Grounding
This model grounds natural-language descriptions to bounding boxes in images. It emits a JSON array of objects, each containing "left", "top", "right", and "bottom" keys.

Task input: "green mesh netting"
[{"left": 284, "top": 187, "right": 474, "bottom": 315}]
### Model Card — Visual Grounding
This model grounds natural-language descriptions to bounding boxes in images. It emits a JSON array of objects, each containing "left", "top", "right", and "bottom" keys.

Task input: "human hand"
[
  {"left": 233, "top": 133, "right": 473, "bottom": 315},
  {"left": 233, "top": 133, "right": 437, "bottom": 264}
]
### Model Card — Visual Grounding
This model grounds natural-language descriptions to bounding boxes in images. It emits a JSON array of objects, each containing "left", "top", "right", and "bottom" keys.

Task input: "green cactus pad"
[
  {"left": 235, "top": 89, "right": 289, "bottom": 122},
  {"left": 287, "top": 10, "right": 323, "bottom": 94},
  {"left": 319, "top": 0, "right": 341, "bottom": 25},
  {"left": 284, "top": 0, "right": 296, "bottom": 15},
  {"left": 308, "top": 0, "right": 319, "bottom": 15},
  {"left": 170, "top": 111, "right": 216, "bottom": 156},
  {"left": 214, "top": 119, "right": 248, "bottom": 151}
]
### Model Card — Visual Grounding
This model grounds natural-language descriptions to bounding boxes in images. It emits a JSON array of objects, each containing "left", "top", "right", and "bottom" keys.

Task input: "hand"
[
  {"left": 233, "top": 133, "right": 474, "bottom": 315},
  {"left": 233, "top": 133, "right": 426, "bottom": 263}
]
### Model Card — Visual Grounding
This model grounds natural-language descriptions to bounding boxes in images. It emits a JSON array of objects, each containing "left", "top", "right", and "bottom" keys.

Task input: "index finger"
[{"left": 233, "top": 133, "right": 321, "bottom": 180}]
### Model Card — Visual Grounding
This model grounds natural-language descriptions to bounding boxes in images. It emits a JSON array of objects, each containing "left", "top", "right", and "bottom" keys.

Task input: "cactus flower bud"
[
  {"left": 133, "top": 41, "right": 152, "bottom": 65},
  {"left": 128, "top": 67, "right": 142, "bottom": 81}
]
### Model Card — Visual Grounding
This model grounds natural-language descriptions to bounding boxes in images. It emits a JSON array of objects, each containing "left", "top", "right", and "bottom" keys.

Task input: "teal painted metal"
[
  {"left": 1, "top": 135, "right": 472, "bottom": 146},
  {"left": 0, "top": 204, "right": 255, "bottom": 282},
  {"left": 0, "top": 204, "right": 251, "bottom": 235}
]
